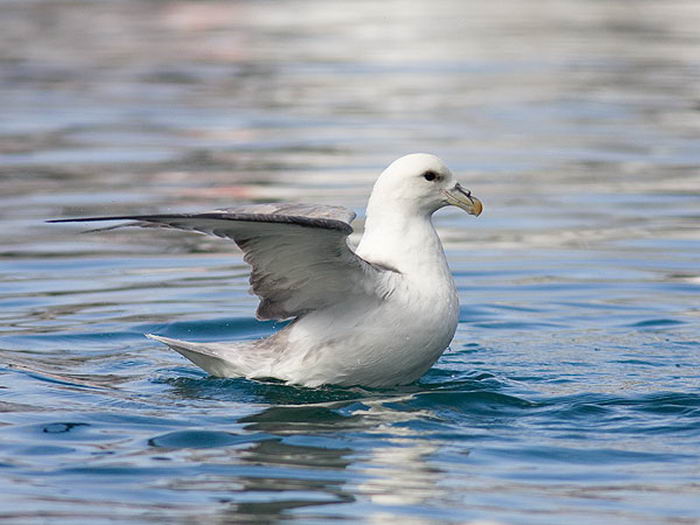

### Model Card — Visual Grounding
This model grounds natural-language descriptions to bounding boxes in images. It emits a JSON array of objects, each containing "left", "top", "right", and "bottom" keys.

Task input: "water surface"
[{"left": 1, "top": 1, "right": 699, "bottom": 523}]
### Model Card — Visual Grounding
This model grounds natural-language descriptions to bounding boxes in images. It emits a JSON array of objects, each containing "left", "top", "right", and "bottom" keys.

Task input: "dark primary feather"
[
  {"left": 48, "top": 212, "right": 353, "bottom": 234},
  {"left": 48, "top": 204, "right": 384, "bottom": 321}
]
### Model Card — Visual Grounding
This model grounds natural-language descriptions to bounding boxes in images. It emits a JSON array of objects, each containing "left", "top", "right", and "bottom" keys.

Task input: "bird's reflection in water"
[
  {"left": 213, "top": 394, "right": 448, "bottom": 522},
  {"left": 205, "top": 403, "right": 357, "bottom": 522},
  {"left": 342, "top": 399, "right": 449, "bottom": 521},
  {"left": 162, "top": 377, "right": 454, "bottom": 521},
  {"left": 218, "top": 440, "right": 356, "bottom": 521}
]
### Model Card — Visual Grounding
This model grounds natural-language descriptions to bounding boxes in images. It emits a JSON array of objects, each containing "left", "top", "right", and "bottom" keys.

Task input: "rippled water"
[{"left": 1, "top": 1, "right": 700, "bottom": 523}]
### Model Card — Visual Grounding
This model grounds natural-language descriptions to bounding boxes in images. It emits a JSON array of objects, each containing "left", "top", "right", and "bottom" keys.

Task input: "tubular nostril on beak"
[{"left": 455, "top": 184, "right": 474, "bottom": 203}]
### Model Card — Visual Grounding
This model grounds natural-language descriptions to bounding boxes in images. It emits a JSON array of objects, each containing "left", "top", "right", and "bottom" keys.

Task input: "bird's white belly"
[{"left": 273, "top": 279, "right": 459, "bottom": 387}]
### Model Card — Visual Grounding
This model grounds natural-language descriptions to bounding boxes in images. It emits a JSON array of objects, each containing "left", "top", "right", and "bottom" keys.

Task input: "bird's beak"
[{"left": 443, "top": 183, "right": 483, "bottom": 217}]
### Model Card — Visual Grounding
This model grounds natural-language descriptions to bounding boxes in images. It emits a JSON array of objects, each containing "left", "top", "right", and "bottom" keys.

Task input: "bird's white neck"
[{"left": 356, "top": 205, "right": 449, "bottom": 275}]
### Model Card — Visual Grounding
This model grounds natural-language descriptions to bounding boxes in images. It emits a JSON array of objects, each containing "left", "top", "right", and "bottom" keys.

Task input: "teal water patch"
[{"left": 148, "top": 430, "right": 269, "bottom": 449}]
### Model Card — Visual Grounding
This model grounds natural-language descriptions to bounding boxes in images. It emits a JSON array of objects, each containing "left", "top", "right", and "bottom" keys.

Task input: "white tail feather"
[{"left": 146, "top": 334, "right": 257, "bottom": 378}]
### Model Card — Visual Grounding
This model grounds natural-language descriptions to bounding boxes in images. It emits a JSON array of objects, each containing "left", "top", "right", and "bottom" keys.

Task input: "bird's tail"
[{"left": 146, "top": 334, "right": 262, "bottom": 378}]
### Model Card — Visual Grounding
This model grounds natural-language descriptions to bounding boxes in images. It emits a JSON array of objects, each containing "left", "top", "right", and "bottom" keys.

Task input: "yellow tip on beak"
[{"left": 444, "top": 184, "right": 483, "bottom": 217}]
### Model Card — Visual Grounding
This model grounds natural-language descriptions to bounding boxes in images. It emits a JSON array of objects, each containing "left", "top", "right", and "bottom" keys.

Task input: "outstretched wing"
[{"left": 49, "top": 203, "right": 389, "bottom": 321}]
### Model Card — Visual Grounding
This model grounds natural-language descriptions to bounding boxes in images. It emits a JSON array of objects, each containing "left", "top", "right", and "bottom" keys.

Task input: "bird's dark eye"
[{"left": 423, "top": 171, "right": 437, "bottom": 182}]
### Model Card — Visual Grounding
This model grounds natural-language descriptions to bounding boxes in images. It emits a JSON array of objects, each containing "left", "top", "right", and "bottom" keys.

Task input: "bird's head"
[{"left": 369, "top": 153, "right": 483, "bottom": 218}]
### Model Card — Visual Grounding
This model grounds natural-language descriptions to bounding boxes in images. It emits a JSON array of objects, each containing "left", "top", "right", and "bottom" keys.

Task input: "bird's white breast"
[{"left": 273, "top": 253, "right": 459, "bottom": 387}]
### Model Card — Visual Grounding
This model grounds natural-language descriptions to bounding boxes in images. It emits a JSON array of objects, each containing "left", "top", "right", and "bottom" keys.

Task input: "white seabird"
[{"left": 50, "top": 153, "right": 483, "bottom": 387}]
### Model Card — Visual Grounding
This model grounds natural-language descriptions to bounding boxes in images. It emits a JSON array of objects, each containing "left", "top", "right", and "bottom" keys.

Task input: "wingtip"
[
  {"left": 46, "top": 217, "right": 115, "bottom": 223},
  {"left": 46, "top": 217, "right": 100, "bottom": 224},
  {"left": 47, "top": 217, "right": 131, "bottom": 234},
  {"left": 46, "top": 216, "right": 129, "bottom": 223},
  {"left": 146, "top": 333, "right": 180, "bottom": 345}
]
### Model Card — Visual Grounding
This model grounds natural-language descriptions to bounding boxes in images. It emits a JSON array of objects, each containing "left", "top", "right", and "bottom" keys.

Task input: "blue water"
[{"left": 2, "top": 1, "right": 700, "bottom": 523}]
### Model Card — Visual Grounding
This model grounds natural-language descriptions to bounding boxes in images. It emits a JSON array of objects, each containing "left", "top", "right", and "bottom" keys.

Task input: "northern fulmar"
[{"left": 50, "top": 153, "right": 483, "bottom": 387}]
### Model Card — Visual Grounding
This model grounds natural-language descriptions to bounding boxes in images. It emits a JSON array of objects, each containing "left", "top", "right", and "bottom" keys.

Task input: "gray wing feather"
[
  {"left": 214, "top": 203, "right": 356, "bottom": 225},
  {"left": 49, "top": 204, "right": 383, "bottom": 321}
]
